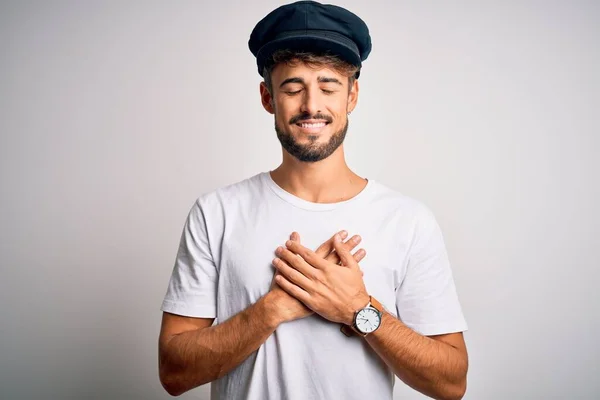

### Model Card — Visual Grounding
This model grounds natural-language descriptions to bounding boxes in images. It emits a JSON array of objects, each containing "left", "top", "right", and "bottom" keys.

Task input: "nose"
[{"left": 299, "top": 86, "right": 322, "bottom": 116}]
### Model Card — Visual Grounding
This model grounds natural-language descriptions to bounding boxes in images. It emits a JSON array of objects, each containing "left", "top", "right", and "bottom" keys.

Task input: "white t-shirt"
[{"left": 161, "top": 171, "right": 468, "bottom": 400}]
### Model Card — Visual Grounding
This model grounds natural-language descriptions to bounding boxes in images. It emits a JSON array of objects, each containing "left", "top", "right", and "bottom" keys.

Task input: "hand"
[
  {"left": 269, "top": 231, "right": 367, "bottom": 326},
  {"left": 268, "top": 232, "right": 313, "bottom": 325},
  {"left": 273, "top": 233, "right": 370, "bottom": 326},
  {"left": 315, "top": 230, "right": 366, "bottom": 276}
]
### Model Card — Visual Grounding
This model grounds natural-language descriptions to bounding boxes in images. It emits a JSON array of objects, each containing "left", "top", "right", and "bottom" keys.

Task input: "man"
[{"left": 158, "top": 1, "right": 469, "bottom": 399}]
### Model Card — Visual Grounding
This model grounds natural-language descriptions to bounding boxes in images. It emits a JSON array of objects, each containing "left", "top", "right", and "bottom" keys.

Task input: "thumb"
[{"left": 333, "top": 233, "right": 357, "bottom": 268}]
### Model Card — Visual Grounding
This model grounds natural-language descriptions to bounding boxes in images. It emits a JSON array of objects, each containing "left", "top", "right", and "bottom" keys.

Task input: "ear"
[
  {"left": 260, "top": 82, "right": 275, "bottom": 114},
  {"left": 347, "top": 79, "right": 359, "bottom": 114}
]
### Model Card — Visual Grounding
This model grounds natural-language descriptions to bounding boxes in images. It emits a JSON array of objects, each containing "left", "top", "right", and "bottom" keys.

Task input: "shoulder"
[
  {"left": 191, "top": 172, "right": 266, "bottom": 213},
  {"left": 368, "top": 179, "right": 437, "bottom": 225}
]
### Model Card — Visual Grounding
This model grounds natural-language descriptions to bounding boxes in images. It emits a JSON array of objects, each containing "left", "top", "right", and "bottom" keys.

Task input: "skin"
[
  {"left": 260, "top": 61, "right": 367, "bottom": 203},
  {"left": 159, "top": 60, "right": 468, "bottom": 399}
]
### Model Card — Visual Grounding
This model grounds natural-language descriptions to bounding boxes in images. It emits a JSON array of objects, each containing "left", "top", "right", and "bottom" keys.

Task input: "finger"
[
  {"left": 270, "top": 270, "right": 280, "bottom": 288},
  {"left": 353, "top": 248, "right": 366, "bottom": 263},
  {"left": 325, "top": 235, "right": 362, "bottom": 265},
  {"left": 290, "top": 231, "right": 300, "bottom": 242},
  {"left": 275, "top": 274, "right": 311, "bottom": 305},
  {"left": 272, "top": 256, "right": 313, "bottom": 290},
  {"left": 284, "top": 240, "right": 328, "bottom": 270},
  {"left": 333, "top": 233, "right": 359, "bottom": 269},
  {"left": 353, "top": 249, "right": 366, "bottom": 276},
  {"left": 324, "top": 250, "right": 340, "bottom": 265},
  {"left": 315, "top": 230, "right": 347, "bottom": 258},
  {"left": 277, "top": 245, "right": 321, "bottom": 279}
]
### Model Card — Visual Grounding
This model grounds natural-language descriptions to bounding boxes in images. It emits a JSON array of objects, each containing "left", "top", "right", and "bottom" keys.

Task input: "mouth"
[{"left": 294, "top": 120, "right": 330, "bottom": 133}]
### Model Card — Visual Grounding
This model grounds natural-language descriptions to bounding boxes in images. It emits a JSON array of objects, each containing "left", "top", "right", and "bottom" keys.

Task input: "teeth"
[{"left": 300, "top": 123, "right": 326, "bottom": 128}]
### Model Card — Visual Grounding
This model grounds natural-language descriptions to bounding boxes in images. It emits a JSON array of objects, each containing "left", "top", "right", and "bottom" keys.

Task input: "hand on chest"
[{"left": 218, "top": 223, "right": 404, "bottom": 309}]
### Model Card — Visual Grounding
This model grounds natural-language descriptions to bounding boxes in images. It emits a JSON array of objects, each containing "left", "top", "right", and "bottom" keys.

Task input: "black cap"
[{"left": 248, "top": 0, "right": 372, "bottom": 78}]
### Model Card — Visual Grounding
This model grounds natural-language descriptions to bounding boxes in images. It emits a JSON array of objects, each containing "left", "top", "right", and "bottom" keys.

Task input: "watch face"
[{"left": 355, "top": 307, "right": 381, "bottom": 333}]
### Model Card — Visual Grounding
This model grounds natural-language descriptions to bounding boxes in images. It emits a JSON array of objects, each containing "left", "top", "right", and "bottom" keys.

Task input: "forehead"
[{"left": 271, "top": 61, "right": 346, "bottom": 85}]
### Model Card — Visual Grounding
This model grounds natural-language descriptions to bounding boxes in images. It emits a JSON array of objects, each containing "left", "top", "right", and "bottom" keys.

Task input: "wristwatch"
[{"left": 341, "top": 295, "right": 383, "bottom": 337}]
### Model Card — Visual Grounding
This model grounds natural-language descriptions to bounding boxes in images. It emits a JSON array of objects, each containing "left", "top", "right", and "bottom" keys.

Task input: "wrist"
[
  {"left": 261, "top": 291, "right": 285, "bottom": 329},
  {"left": 345, "top": 292, "right": 370, "bottom": 326}
]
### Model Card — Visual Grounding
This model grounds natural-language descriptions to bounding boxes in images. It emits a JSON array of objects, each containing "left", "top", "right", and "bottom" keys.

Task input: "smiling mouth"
[{"left": 295, "top": 121, "right": 330, "bottom": 132}]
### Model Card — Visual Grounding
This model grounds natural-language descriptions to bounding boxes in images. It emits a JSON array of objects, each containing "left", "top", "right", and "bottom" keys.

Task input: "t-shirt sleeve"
[
  {"left": 161, "top": 199, "right": 218, "bottom": 318},
  {"left": 395, "top": 204, "right": 468, "bottom": 336}
]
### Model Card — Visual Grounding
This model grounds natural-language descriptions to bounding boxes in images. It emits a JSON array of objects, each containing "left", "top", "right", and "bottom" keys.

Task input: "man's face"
[{"left": 261, "top": 62, "right": 358, "bottom": 163}]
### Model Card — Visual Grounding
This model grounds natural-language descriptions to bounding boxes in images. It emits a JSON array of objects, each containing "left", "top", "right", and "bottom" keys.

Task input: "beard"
[{"left": 274, "top": 115, "right": 349, "bottom": 163}]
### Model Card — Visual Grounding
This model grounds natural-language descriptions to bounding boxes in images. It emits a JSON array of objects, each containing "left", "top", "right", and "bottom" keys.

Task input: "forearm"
[
  {"left": 365, "top": 312, "right": 468, "bottom": 400},
  {"left": 159, "top": 293, "right": 280, "bottom": 396}
]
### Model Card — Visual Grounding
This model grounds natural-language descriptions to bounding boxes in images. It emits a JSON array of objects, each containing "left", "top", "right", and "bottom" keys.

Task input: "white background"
[{"left": 1, "top": 1, "right": 598, "bottom": 399}]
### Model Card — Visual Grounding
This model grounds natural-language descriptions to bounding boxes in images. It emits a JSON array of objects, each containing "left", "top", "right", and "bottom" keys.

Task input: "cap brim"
[{"left": 256, "top": 34, "right": 362, "bottom": 78}]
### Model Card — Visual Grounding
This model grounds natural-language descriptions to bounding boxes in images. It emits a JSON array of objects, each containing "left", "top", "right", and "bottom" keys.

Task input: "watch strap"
[
  {"left": 340, "top": 324, "right": 355, "bottom": 337},
  {"left": 369, "top": 296, "right": 383, "bottom": 313}
]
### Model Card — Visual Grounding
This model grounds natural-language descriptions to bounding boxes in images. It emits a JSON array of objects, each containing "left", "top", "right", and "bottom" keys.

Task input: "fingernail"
[
  {"left": 334, "top": 233, "right": 341, "bottom": 241},
  {"left": 285, "top": 240, "right": 292, "bottom": 247},
  {"left": 354, "top": 235, "right": 361, "bottom": 243},
  {"left": 340, "top": 230, "right": 348, "bottom": 238}
]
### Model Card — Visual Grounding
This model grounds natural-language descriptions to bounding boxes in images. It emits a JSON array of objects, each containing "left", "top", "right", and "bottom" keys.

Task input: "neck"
[{"left": 270, "top": 146, "right": 367, "bottom": 203}]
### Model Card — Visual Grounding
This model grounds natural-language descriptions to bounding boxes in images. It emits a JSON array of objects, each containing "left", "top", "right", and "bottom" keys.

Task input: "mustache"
[{"left": 289, "top": 113, "right": 333, "bottom": 125}]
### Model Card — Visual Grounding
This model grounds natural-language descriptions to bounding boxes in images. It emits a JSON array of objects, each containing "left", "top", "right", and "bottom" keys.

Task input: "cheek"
[
  {"left": 328, "top": 97, "right": 348, "bottom": 116},
  {"left": 274, "top": 108, "right": 292, "bottom": 125},
  {"left": 329, "top": 108, "right": 347, "bottom": 123},
  {"left": 274, "top": 99, "right": 298, "bottom": 120}
]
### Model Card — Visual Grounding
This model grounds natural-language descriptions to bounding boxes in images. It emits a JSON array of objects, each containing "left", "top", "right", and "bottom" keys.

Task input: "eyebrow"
[
  {"left": 279, "top": 77, "right": 304, "bottom": 88},
  {"left": 317, "top": 76, "right": 343, "bottom": 85},
  {"left": 279, "top": 76, "right": 343, "bottom": 88}
]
